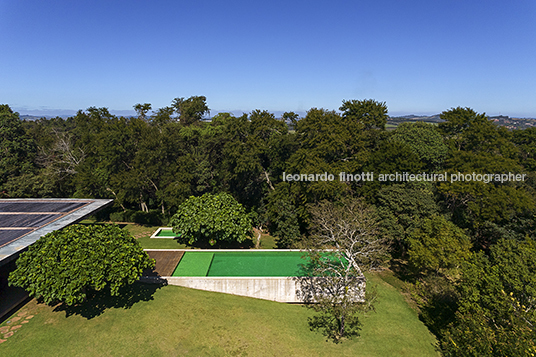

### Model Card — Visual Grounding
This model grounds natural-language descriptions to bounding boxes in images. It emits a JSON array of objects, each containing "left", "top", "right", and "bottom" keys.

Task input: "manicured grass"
[
  {"left": 83, "top": 221, "right": 279, "bottom": 250},
  {"left": 120, "top": 224, "right": 189, "bottom": 249},
  {"left": 0, "top": 273, "right": 439, "bottom": 356},
  {"left": 121, "top": 223, "right": 272, "bottom": 250}
]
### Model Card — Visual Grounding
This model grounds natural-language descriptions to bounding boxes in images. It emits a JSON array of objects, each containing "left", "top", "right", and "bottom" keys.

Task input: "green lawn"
[
  {"left": 118, "top": 222, "right": 279, "bottom": 250},
  {"left": 79, "top": 221, "right": 189, "bottom": 249},
  {"left": 0, "top": 273, "right": 439, "bottom": 356}
]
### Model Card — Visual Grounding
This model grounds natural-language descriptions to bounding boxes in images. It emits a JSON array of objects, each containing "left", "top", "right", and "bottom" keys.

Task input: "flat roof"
[{"left": 0, "top": 198, "right": 113, "bottom": 266}]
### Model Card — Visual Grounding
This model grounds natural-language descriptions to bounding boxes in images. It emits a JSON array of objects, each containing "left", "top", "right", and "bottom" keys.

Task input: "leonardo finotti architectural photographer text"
[{"left": 282, "top": 172, "right": 527, "bottom": 184}]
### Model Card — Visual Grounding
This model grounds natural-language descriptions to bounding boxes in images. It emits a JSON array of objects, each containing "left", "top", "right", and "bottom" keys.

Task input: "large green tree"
[
  {"left": 169, "top": 192, "right": 253, "bottom": 246},
  {"left": 339, "top": 99, "right": 388, "bottom": 131},
  {"left": 390, "top": 122, "right": 447, "bottom": 170},
  {"left": 265, "top": 185, "right": 302, "bottom": 248},
  {"left": 172, "top": 96, "right": 210, "bottom": 125},
  {"left": 436, "top": 107, "right": 534, "bottom": 246},
  {"left": 375, "top": 181, "right": 440, "bottom": 255},
  {"left": 0, "top": 104, "right": 37, "bottom": 195},
  {"left": 407, "top": 215, "right": 472, "bottom": 277},
  {"left": 440, "top": 238, "right": 536, "bottom": 356},
  {"left": 9, "top": 224, "right": 154, "bottom": 306}
]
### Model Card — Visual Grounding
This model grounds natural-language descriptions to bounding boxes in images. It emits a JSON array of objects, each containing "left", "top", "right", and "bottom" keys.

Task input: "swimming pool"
[
  {"left": 142, "top": 249, "right": 362, "bottom": 302},
  {"left": 172, "top": 251, "right": 309, "bottom": 277}
]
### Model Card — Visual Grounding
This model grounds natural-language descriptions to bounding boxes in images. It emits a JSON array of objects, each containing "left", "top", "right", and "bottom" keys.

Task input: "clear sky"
[{"left": 1, "top": 0, "right": 536, "bottom": 117}]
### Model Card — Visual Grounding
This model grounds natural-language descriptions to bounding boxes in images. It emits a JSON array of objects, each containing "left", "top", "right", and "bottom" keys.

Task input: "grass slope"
[{"left": 0, "top": 274, "right": 438, "bottom": 356}]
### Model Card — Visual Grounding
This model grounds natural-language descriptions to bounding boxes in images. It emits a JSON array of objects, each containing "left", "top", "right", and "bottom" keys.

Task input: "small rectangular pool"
[{"left": 150, "top": 227, "right": 180, "bottom": 238}]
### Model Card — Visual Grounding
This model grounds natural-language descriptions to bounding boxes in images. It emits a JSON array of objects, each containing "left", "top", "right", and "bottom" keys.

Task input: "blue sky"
[{"left": 1, "top": 0, "right": 535, "bottom": 117}]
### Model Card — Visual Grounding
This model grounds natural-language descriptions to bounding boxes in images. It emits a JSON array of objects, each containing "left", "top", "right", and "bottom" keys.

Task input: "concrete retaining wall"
[{"left": 161, "top": 276, "right": 299, "bottom": 302}]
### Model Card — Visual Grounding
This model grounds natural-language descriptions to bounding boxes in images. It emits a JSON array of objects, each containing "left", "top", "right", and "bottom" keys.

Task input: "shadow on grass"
[
  {"left": 52, "top": 281, "right": 166, "bottom": 319},
  {"left": 308, "top": 312, "right": 362, "bottom": 344},
  {"left": 388, "top": 259, "right": 416, "bottom": 283},
  {"left": 387, "top": 259, "right": 458, "bottom": 340}
]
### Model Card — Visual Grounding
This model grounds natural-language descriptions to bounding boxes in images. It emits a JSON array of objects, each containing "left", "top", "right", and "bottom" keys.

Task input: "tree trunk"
[
  {"left": 140, "top": 193, "right": 149, "bottom": 212},
  {"left": 256, "top": 227, "right": 262, "bottom": 248},
  {"left": 340, "top": 314, "right": 345, "bottom": 338},
  {"left": 263, "top": 170, "right": 275, "bottom": 191},
  {"left": 106, "top": 188, "right": 126, "bottom": 212}
]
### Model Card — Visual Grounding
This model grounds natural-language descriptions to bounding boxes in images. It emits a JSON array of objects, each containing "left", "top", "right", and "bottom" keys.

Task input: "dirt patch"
[{"left": 10, "top": 325, "right": 22, "bottom": 330}]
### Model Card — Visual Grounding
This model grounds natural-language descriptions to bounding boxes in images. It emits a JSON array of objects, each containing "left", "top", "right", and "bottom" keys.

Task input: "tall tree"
[
  {"left": 133, "top": 103, "right": 152, "bottom": 121},
  {"left": 296, "top": 197, "right": 383, "bottom": 342},
  {"left": 375, "top": 181, "right": 440, "bottom": 255},
  {"left": 0, "top": 104, "right": 37, "bottom": 196},
  {"left": 512, "top": 127, "right": 536, "bottom": 171},
  {"left": 266, "top": 185, "right": 302, "bottom": 248},
  {"left": 172, "top": 96, "right": 210, "bottom": 125},
  {"left": 437, "top": 107, "right": 533, "bottom": 245},
  {"left": 390, "top": 122, "right": 448, "bottom": 170},
  {"left": 407, "top": 215, "right": 472, "bottom": 277},
  {"left": 440, "top": 238, "right": 536, "bottom": 356},
  {"left": 169, "top": 192, "right": 253, "bottom": 247},
  {"left": 339, "top": 99, "right": 388, "bottom": 131}
]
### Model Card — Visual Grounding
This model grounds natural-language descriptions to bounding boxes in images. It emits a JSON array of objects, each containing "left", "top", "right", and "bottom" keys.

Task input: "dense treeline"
[{"left": 2, "top": 97, "right": 536, "bottom": 354}]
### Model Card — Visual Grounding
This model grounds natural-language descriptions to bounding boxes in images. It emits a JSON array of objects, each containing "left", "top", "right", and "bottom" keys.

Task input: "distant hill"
[
  {"left": 18, "top": 112, "right": 536, "bottom": 130},
  {"left": 20, "top": 114, "right": 70, "bottom": 121},
  {"left": 387, "top": 114, "right": 536, "bottom": 130},
  {"left": 488, "top": 116, "right": 536, "bottom": 130},
  {"left": 389, "top": 114, "right": 443, "bottom": 122}
]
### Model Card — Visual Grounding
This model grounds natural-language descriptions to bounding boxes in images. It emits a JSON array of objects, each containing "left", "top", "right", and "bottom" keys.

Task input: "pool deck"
[{"left": 144, "top": 250, "right": 184, "bottom": 277}]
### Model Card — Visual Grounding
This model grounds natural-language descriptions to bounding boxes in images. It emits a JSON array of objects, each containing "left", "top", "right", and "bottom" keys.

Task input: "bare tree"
[
  {"left": 296, "top": 197, "right": 387, "bottom": 342},
  {"left": 37, "top": 129, "right": 85, "bottom": 176}
]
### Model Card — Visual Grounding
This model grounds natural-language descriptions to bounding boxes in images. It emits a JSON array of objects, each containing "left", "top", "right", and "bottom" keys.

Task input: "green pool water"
[
  {"left": 154, "top": 228, "right": 180, "bottom": 238},
  {"left": 171, "top": 251, "right": 311, "bottom": 277}
]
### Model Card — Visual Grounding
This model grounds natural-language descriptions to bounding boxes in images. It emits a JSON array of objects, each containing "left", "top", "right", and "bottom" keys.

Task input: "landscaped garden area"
[
  {"left": 0, "top": 273, "right": 439, "bottom": 356},
  {"left": 1, "top": 218, "right": 439, "bottom": 354},
  {"left": 82, "top": 220, "right": 278, "bottom": 250}
]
